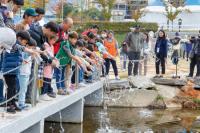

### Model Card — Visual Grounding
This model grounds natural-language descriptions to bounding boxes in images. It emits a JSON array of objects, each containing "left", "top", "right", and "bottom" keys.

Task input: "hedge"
[{"left": 73, "top": 21, "right": 159, "bottom": 33}]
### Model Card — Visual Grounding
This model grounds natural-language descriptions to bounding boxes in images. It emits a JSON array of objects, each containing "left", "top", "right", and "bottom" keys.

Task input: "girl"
[
  {"left": 154, "top": 30, "right": 168, "bottom": 78},
  {"left": 40, "top": 36, "right": 59, "bottom": 101}
]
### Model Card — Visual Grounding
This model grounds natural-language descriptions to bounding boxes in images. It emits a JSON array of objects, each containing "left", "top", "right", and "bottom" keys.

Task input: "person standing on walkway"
[
  {"left": 154, "top": 30, "right": 168, "bottom": 78},
  {"left": 188, "top": 36, "right": 200, "bottom": 78},
  {"left": 125, "top": 25, "right": 144, "bottom": 76},
  {"left": 54, "top": 18, "right": 73, "bottom": 95},
  {"left": 142, "top": 32, "right": 151, "bottom": 76},
  {"left": 104, "top": 31, "right": 120, "bottom": 80}
]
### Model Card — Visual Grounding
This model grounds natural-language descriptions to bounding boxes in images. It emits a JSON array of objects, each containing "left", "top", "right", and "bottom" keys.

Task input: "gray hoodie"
[{"left": 125, "top": 32, "right": 144, "bottom": 52}]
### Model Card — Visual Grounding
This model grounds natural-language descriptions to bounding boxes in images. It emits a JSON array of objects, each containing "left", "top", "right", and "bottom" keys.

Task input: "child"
[
  {"left": 70, "top": 40, "right": 93, "bottom": 90},
  {"left": 2, "top": 31, "right": 37, "bottom": 113},
  {"left": 17, "top": 38, "right": 37, "bottom": 110},
  {"left": 56, "top": 31, "right": 83, "bottom": 94},
  {"left": 40, "top": 36, "right": 59, "bottom": 101}
]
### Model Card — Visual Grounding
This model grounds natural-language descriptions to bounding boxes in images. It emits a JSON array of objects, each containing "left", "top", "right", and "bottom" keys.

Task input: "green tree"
[
  {"left": 85, "top": 8, "right": 103, "bottom": 20},
  {"left": 163, "top": 0, "right": 191, "bottom": 31},
  {"left": 131, "top": 9, "right": 145, "bottom": 23},
  {"left": 96, "top": 0, "right": 116, "bottom": 21}
]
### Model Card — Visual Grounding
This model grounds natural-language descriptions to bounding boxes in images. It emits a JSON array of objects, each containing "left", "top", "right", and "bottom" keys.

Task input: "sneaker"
[
  {"left": 47, "top": 92, "right": 56, "bottom": 98},
  {"left": 57, "top": 89, "right": 67, "bottom": 95},
  {"left": 16, "top": 104, "right": 31, "bottom": 111},
  {"left": 40, "top": 94, "right": 53, "bottom": 101},
  {"left": 115, "top": 76, "right": 120, "bottom": 80},
  {"left": 7, "top": 105, "right": 16, "bottom": 114},
  {"left": 66, "top": 89, "right": 75, "bottom": 94}
]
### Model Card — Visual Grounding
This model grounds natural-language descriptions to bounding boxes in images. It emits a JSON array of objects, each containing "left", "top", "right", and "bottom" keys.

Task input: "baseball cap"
[
  {"left": 13, "top": 0, "right": 24, "bottom": 6},
  {"left": 24, "top": 8, "right": 38, "bottom": 17}
]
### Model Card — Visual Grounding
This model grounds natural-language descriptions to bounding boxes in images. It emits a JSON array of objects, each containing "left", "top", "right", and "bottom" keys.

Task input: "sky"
[{"left": 149, "top": 0, "right": 200, "bottom": 6}]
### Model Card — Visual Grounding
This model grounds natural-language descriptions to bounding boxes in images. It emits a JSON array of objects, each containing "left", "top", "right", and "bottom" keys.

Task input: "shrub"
[{"left": 73, "top": 21, "right": 158, "bottom": 33}]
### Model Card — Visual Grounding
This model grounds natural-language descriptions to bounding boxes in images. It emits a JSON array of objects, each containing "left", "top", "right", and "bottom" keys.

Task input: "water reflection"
[{"left": 45, "top": 107, "right": 200, "bottom": 133}]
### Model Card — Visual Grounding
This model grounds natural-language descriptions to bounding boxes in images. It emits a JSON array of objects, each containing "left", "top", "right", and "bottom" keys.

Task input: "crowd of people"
[
  {"left": 0, "top": 0, "right": 122, "bottom": 113},
  {"left": 0, "top": 0, "right": 200, "bottom": 114}
]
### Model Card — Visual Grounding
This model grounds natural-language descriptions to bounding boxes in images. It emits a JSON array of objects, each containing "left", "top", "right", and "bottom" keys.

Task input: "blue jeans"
[
  {"left": 18, "top": 75, "right": 29, "bottom": 106},
  {"left": 55, "top": 66, "right": 65, "bottom": 90},
  {"left": 0, "top": 79, "right": 4, "bottom": 102},
  {"left": 79, "top": 68, "right": 84, "bottom": 83}
]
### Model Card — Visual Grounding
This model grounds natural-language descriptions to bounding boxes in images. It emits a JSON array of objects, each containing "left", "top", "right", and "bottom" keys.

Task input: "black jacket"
[
  {"left": 28, "top": 25, "right": 47, "bottom": 50},
  {"left": 155, "top": 38, "right": 168, "bottom": 58}
]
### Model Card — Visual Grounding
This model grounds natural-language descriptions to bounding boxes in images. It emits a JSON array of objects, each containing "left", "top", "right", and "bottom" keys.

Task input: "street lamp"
[{"left": 178, "top": 18, "right": 182, "bottom": 32}]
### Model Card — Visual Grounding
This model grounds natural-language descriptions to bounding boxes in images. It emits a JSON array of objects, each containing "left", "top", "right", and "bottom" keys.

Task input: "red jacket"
[{"left": 54, "top": 30, "right": 68, "bottom": 55}]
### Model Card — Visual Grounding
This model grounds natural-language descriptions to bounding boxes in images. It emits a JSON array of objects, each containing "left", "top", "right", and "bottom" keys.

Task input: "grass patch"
[
  {"left": 156, "top": 94, "right": 164, "bottom": 101},
  {"left": 193, "top": 98, "right": 200, "bottom": 105}
]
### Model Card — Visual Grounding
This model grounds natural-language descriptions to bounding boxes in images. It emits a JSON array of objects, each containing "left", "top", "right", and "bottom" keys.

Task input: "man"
[
  {"left": 0, "top": 0, "right": 24, "bottom": 28},
  {"left": 32, "top": 7, "right": 45, "bottom": 27},
  {"left": 15, "top": 8, "right": 38, "bottom": 31},
  {"left": 29, "top": 21, "right": 59, "bottom": 49},
  {"left": 26, "top": 21, "right": 59, "bottom": 101},
  {"left": 53, "top": 17, "right": 73, "bottom": 95},
  {"left": 188, "top": 37, "right": 200, "bottom": 78},
  {"left": 125, "top": 25, "right": 145, "bottom": 76}
]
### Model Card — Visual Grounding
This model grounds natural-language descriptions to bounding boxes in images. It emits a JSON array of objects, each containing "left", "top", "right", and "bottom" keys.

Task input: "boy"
[
  {"left": 17, "top": 38, "right": 37, "bottom": 110},
  {"left": 2, "top": 31, "right": 37, "bottom": 113},
  {"left": 56, "top": 31, "right": 83, "bottom": 94}
]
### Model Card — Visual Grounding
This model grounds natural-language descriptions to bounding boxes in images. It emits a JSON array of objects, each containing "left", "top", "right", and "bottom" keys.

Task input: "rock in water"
[
  {"left": 151, "top": 78, "right": 187, "bottom": 86},
  {"left": 128, "top": 76, "right": 156, "bottom": 90},
  {"left": 156, "top": 85, "right": 180, "bottom": 100},
  {"left": 107, "top": 79, "right": 130, "bottom": 91},
  {"left": 148, "top": 98, "right": 167, "bottom": 109},
  {"left": 105, "top": 89, "right": 158, "bottom": 108}
]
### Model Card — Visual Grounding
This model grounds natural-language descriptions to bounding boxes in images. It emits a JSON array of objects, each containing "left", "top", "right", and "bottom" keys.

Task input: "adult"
[
  {"left": 27, "top": 21, "right": 59, "bottom": 101},
  {"left": 185, "top": 37, "right": 192, "bottom": 61},
  {"left": 0, "top": 0, "right": 24, "bottom": 28},
  {"left": 104, "top": 31, "right": 120, "bottom": 80},
  {"left": 0, "top": 27, "right": 16, "bottom": 103},
  {"left": 53, "top": 18, "right": 73, "bottom": 95},
  {"left": 125, "top": 25, "right": 145, "bottom": 76},
  {"left": 188, "top": 36, "right": 200, "bottom": 78},
  {"left": 140, "top": 32, "right": 151, "bottom": 76},
  {"left": 33, "top": 7, "right": 45, "bottom": 26},
  {"left": 29, "top": 21, "right": 59, "bottom": 49},
  {"left": 154, "top": 30, "right": 168, "bottom": 78},
  {"left": 15, "top": 8, "right": 37, "bottom": 31}
]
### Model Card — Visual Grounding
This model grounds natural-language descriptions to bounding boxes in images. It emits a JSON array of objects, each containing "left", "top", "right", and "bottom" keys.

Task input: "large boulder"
[
  {"left": 105, "top": 89, "right": 158, "bottom": 107},
  {"left": 156, "top": 85, "right": 180, "bottom": 100},
  {"left": 128, "top": 76, "right": 156, "bottom": 90},
  {"left": 151, "top": 78, "right": 187, "bottom": 86}
]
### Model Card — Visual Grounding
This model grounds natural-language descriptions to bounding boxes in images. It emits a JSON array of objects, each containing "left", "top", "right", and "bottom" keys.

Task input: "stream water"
[{"left": 45, "top": 107, "right": 200, "bottom": 133}]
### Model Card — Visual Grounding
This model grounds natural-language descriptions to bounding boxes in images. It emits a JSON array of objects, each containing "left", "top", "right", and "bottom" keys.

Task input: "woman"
[
  {"left": 103, "top": 31, "right": 120, "bottom": 80},
  {"left": 154, "top": 30, "right": 168, "bottom": 78},
  {"left": 142, "top": 33, "right": 151, "bottom": 76}
]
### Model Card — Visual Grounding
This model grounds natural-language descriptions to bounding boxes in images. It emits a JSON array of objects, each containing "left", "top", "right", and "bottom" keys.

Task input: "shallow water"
[{"left": 45, "top": 107, "right": 200, "bottom": 133}]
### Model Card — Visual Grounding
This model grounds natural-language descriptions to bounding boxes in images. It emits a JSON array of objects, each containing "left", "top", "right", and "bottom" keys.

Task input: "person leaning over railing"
[
  {"left": 17, "top": 38, "right": 38, "bottom": 111},
  {"left": 56, "top": 31, "right": 83, "bottom": 94},
  {"left": 0, "top": 27, "right": 16, "bottom": 104},
  {"left": 2, "top": 31, "right": 39, "bottom": 113},
  {"left": 40, "top": 36, "right": 59, "bottom": 101}
]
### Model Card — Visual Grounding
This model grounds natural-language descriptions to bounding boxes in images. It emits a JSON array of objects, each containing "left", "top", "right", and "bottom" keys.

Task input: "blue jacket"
[
  {"left": 1, "top": 43, "right": 23, "bottom": 75},
  {"left": 155, "top": 38, "right": 168, "bottom": 58}
]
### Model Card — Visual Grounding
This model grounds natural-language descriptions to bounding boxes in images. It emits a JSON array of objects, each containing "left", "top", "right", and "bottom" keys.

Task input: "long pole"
[{"left": 61, "top": 0, "right": 64, "bottom": 21}]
